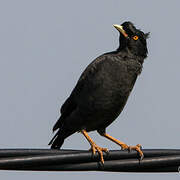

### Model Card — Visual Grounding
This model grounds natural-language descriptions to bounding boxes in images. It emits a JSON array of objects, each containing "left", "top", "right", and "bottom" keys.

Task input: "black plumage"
[{"left": 49, "top": 21, "right": 149, "bottom": 163}]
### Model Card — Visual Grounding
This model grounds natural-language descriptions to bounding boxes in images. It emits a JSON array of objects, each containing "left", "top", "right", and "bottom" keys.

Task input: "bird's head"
[{"left": 114, "top": 21, "right": 149, "bottom": 58}]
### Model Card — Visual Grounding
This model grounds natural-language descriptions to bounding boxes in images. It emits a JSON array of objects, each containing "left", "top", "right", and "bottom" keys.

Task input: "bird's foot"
[
  {"left": 121, "top": 143, "right": 144, "bottom": 160},
  {"left": 101, "top": 133, "right": 144, "bottom": 160},
  {"left": 81, "top": 130, "right": 108, "bottom": 164},
  {"left": 90, "top": 143, "right": 108, "bottom": 164}
]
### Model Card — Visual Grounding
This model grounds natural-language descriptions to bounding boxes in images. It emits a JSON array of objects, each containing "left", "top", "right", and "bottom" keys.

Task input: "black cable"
[{"left": 0, "top": 149, "right": 179, "bottom": 172}]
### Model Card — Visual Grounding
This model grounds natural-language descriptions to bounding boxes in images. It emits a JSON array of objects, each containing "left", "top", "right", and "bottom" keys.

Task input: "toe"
[
  {"left": 91, "top": 146, "right": 96, "bottom": 156},
  {"left": 90, "top": 144, "right": 107, "bottom": 164},
  {"left": 101, "top": 147, "right": 109, "bottom": 152},
  {"left": 136, "top": 144, "right": 142, "bottom": 149},
  {"left": 121, "top": 143, "right": 144, "bottom": 160},
  {"left": 132, "top": 144, "right": 144, "bottom": 160},
  {"left": 121, "top": 143, "right": 129, "bottom": 150},
  {"left": 97, "top": 148, "right": 104, "bottom": 164}
]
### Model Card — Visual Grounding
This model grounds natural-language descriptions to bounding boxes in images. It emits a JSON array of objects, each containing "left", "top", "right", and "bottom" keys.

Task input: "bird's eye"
[{"left": 133, "top": 35, "right": 139, "bottom": 40}]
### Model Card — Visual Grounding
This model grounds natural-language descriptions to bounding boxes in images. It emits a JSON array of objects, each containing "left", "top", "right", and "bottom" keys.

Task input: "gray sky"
[{"left": 0, "top": 0, "right": 180, "bottom": 179}]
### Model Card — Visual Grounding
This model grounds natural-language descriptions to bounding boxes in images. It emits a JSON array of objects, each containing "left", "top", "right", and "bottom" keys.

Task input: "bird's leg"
[
  {"left": 81, "top": 130, "right": 108, "bottom": 164},
  {"left": 102, "top": 133, "right": 144, "bottom": 160}
]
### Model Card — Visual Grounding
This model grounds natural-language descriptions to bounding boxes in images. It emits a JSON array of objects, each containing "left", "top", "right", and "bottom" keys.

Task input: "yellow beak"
[{"left": 113, "top": 24, "right": 128, "bottom": 38}]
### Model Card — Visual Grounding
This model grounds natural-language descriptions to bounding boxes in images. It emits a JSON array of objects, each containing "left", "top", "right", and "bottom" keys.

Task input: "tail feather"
[
  {"left": 48, "top": 130, "right": 65, "bottom": 149},
  {"left": 48, "top": 131, "right": 59, "bottom": 145},
  {"left": 49, "top": 128, "right": 75, "bottom": 149},
  {"left": 49, "top": 116, "right": 65, "bottom": 148},
  {"left": 52, "top": 117, "right": 63, "bottom": 132}
]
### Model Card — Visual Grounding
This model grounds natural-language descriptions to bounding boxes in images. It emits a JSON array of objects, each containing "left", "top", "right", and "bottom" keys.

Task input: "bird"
[{"left": 49, "top": 21, "right": 149, "bottom": 164}]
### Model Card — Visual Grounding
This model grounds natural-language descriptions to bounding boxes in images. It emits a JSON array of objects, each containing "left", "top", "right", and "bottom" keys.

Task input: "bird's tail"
[
  {"left": 48, "top": 128, "right": 75, "bottom": 149},
  {"left": 48, "top": 131, "right": 64, "bottom": 149}
]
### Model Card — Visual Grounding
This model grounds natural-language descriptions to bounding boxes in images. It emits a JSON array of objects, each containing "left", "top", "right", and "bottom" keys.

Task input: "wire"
[{"left": 0, "top": 149, "right": 179, "bottom": 172}]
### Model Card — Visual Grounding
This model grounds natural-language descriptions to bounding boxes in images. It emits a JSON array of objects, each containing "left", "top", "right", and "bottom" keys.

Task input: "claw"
[
  {"left": 90, "top": 144, "right": 108, "bottom": 164},
  {"left": 140, "top": 153, "right": 144, "bottom": 161},
  {"left": 123, "top": 143, "right": 144, "bottom": 160}
]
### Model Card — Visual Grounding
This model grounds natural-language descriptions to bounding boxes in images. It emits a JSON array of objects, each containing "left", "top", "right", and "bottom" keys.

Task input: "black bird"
[{"left": 49, "top": 21, "right": 149, "bottom": 163}]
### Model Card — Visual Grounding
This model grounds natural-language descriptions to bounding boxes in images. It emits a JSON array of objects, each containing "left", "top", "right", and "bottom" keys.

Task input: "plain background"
[{"left": 0, "top": 0, "right": 180, "bottom": 179}]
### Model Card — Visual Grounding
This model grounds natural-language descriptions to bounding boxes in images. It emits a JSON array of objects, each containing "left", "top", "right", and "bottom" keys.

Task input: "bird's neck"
[{"left": 116, "top": 47, "right": 146, "bottom": 65}]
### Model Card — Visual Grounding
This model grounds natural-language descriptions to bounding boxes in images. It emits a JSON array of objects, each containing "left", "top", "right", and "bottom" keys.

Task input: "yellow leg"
[
  {"left": 81, "top": 130, "right": 108, "bottom": 164},
  {"left": 102, "top": 133, "right": 144, "bottom": 159}
]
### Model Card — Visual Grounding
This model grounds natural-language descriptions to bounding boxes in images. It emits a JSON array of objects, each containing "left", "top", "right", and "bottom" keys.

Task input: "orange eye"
[{"left": 133, "top": 35, "right": 139, "bottom": 40}]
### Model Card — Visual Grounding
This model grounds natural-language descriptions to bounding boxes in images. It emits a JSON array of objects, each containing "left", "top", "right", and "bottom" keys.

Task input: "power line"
[{"left": 0, "top": 149, "right": 179, "bottom": 172}]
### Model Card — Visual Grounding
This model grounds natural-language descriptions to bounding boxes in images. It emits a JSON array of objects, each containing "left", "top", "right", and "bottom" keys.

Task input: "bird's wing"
[
  {"left": 70, "top": 55, "right": 108, "bottom": 100},
  {"left": 52, "top": 95, "right": 77, "bottom": 131},
  {"left": 52, "top": 55, "right": 106, "bottom": 131},
  {"left": 53, "top": 54, "right": 141, "bottom": 131}
]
